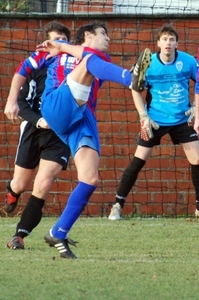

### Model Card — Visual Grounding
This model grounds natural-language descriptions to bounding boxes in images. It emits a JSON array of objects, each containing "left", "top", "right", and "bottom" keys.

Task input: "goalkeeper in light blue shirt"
[{"left": 109, "top": 24, "right": 199, "bottom": 220}]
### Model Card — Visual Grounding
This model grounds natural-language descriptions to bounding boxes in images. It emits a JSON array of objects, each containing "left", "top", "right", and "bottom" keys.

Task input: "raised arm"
[
  {"left": 4, "top": 73, "right": 26, "bottom": 122},
  {"left": 36, "top": 40, "right": 84, "bottom": 60},
  {"left": 132, "top": 90, "right": 159, "bottom": 141},
  {"left": 132, "top": 90, "right": 146, "bottom": 115}
]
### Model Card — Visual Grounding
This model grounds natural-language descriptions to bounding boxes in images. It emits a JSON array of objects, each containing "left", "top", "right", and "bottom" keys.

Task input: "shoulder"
[
  {"left": 176, "top": 50, "right": 196, "bottom": 62},
  {"left": 149, "top": 53, "right": 160, "bottom": 66},
  {"left": 151, "top": 52, "right": 159, "bottom": 62},
  {"left": 30, "top": 51, "right": 47, "bottom": 60},
  {"left": 83, "top": 47, "right": 111, "bottom": 62}
]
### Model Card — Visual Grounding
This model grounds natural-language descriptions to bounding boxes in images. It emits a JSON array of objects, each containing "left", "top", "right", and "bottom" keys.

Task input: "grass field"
[{"left": 1, "top": 216, "right": 199, "bottom": 300}]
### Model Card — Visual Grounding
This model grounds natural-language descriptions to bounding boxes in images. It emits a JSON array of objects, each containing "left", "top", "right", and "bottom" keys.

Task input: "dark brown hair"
[
  {"left": 44, "top": 21, "right": 71, "bottom": 41},
  {"left": 74, "top": 22, "right": 108, "bottom": 45},
  {"left": 157, "top": 25, "right": 179, "bottom": 41}
]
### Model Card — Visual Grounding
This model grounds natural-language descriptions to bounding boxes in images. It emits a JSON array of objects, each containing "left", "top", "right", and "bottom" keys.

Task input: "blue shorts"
[
  {"left": 41, "top": 82, "right": 100, "bottom": 157},
  {"left": 41, "top": 80, "right": 86, "bottom": 136},
  {"left": 61, "top": 107, "right": 100, "bottom": 157}
]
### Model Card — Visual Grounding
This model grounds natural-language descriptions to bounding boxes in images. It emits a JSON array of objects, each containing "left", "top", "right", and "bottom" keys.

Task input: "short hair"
[
  {"left": 74, "top": 22, "right": 108, "bottom": 45},
  {"left": 157, "top": 25, "right": 179, "bottom": 41},
  {"left": 44, "top": 21, "right": 71, "bottom": 41}
]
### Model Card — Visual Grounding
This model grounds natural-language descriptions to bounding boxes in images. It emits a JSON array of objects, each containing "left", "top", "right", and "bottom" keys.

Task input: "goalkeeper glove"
[
  {"left": 185, "top": 104, "right": 196, "bottom": 127},
  {"left": 139, "top": 112, "right": 159, "bottom": 141}
]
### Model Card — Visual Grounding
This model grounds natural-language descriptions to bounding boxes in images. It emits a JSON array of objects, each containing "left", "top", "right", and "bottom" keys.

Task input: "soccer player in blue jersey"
[
  {"left": 5, "top": 22, "right": 151, "bottom": 258},
  {"left": 194, "top": 47, "right": 199, "bottom": 218},
  {"left": 194, "top": 47, "right": 199, "bottom": 135},
  {"left": 5, "top": 21, "right": 72, "bottom": 250},
  {"left": 109, "top": 24, "right": 199, "bottom": 220}
]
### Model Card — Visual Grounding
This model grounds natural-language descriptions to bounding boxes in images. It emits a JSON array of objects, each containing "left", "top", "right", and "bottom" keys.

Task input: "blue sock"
[
  {"left": 52, "top": 182, "right": 96, "bottom": 239},
  {"left": 86, "top": 54, "right": 131, "bottom": 87}
]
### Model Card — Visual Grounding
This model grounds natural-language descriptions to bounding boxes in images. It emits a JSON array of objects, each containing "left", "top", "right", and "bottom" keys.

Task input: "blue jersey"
[
  {"left": 16, "top": 51, "right": 67, "bottom": 94},
  {"left": 195, "top": 47, "right": 199, "bottom": 94},
  {"left": 16, "top": 45, "right": 110, "bottom": 115},
  {"left": 145, "top": 51, "right": 197, "bottom": 126},
  {"left": 37, "top": 47, "right": 110, "bottom": 157}
]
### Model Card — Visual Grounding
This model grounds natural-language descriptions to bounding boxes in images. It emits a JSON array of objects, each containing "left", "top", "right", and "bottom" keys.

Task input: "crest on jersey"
[{"left": 176, "top": 61, "right": 183, "bottom": 71}]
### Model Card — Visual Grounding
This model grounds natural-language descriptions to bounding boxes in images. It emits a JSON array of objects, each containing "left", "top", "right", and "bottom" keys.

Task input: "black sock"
[
  {"left": 15, "top": 195, "right": 45, "bottom": 239},
  {"left": 191, "top": 164, "right": 199, "bottom": 209},
  {"left": 115, "top": 196, "right": 125, "bottom": 209},
  {"left": 196, "top": 200, "right": 199, "bottom": 210},
  {"left": 115, "top": 157, "right": 146, "bottom": 208}
]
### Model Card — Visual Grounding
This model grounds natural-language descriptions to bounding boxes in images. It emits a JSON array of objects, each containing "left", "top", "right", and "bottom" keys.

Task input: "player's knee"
[
  {"left": 90, "top": 177, "right": 98, "bottom": 186},
  {"left": 78, "top": 175, "right": 98, "bottom": 186},
  {"left": 33, "top": 178, "right": 54, "bottom": 198},
  {"left": 11, "top": 180, "right": 27, "bottom": 194},
  {"left": 85, "top": 178, "right": 98, "bottom": 186},
  {"left": 188, "top": 155, "right": 199, "bottom": 165}
]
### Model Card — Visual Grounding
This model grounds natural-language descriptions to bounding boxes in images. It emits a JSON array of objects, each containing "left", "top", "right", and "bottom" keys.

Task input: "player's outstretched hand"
[
  {"left": 139, "top": 112, "right": 159, "bottom": 141},
  {"left": 36, "top": 40, "right": 62, "bottom": 60}
]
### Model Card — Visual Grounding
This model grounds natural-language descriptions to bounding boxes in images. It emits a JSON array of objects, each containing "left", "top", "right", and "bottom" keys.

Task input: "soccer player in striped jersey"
[
  {"left": 5, "top": 21, "right": 71, "bottom": 250},
  {"left": 5, "top": 22, "right": 151, "bottom": 258},
  {"left": 109, "top": 24, "right": 199, "bottom": 220}
]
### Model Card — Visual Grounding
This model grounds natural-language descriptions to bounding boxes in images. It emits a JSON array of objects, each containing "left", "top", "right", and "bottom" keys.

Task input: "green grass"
[{"left": 1, "top": 217, "right": 199, "bottom": 300}]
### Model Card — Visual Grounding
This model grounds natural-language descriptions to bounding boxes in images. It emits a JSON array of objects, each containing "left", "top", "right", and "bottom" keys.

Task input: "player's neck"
[{"left": 159, "top": 52, "right": 175, "bottom": 64}]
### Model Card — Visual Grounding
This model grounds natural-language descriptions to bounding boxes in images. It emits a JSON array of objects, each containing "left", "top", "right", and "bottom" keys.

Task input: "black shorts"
[
  {"left": 15, "top": 121, "right": 70, "bottom": 169},
  {"left": 138, "top": 122, "right": 199, "bottom": 147}
]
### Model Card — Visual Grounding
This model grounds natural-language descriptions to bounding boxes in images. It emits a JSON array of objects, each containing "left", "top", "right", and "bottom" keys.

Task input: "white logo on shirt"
[{"left": 176, "top": 61, "right": 183, "bottom": 72}]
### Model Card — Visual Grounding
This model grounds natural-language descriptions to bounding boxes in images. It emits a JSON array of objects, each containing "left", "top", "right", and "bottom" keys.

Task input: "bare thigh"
[
  {"left": 134, "top": 145, "right": 153, "bottom": 161},
  {"left": 181, "top": 140, "right": 199, "bottom": 164}
]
